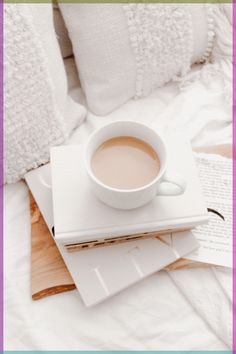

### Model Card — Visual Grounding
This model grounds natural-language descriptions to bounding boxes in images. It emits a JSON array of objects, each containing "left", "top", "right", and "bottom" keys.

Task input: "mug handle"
[{"left": 156, "top": 171, "right": 186, "bottom": 196}]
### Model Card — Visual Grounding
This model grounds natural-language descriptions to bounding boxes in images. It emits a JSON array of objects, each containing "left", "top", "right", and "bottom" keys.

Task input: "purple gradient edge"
[
  {"left": 0, "top": 0, "right": 3, "bottom": 351},
  {"left": 234, "top": 1, "right": 236, "bottom": 353},
  {"left": 0, "top": 2, "right": 233, "bottom": 353}
]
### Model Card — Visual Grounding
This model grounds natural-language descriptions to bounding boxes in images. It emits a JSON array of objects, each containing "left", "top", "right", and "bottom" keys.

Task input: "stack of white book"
[{"left": 25, "top": 133, "right": 231, "bottom": 307}]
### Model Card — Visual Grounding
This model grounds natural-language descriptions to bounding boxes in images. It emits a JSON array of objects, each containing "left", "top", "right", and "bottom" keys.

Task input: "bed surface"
[{"left": 4, "top": 60, "right": 232, "bottom": 350}]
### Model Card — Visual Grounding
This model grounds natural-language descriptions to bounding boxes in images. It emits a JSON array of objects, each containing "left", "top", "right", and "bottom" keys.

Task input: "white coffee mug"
[{"left": 84, "top": 121, "right": 186, "bottom": 210}]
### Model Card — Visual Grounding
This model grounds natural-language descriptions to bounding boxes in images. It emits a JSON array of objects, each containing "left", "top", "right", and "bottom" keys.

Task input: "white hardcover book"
[
  {"left": 50, "top": 134, "right": 208, "bottom": 248},
  {"left": 25, "top": 163, "right": 199, "bottom": 306}
]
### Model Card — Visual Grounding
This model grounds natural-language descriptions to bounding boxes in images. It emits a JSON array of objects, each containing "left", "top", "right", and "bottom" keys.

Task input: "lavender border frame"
[
  {"left": 0, "top": 0, "right": 3, "bottom": 351},
  {"left": 0, "top": 1, "right": 234, "bottom": 352},
  {"left": 233, "top": 1, "right": 236, "bottom": 353}
]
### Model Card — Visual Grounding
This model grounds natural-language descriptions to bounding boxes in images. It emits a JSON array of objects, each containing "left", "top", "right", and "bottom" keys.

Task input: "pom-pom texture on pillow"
[
  {"left": 59, "top": 4, "right": 215, "bottom": 115},
  {"left": 4, "top": 4, "right": 86, "bottom": 183}
]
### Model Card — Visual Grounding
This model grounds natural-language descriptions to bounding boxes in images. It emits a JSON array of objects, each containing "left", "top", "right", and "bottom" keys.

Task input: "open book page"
[{"left": 184, "top": 153, "right": 232, "bottom": 267}]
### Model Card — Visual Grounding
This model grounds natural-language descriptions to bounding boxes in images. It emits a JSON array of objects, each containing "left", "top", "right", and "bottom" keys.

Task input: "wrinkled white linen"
[{"left": 4, "top": 62, "right": 232, "bottom": 350}]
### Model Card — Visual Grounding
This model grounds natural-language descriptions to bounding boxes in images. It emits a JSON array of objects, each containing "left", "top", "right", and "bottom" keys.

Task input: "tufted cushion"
[
  {"left": 4, "top": 4, "right": 86, "bottom": 183},
  {"left": 59, "top": 4, "right": 212, "bottom": 115}
]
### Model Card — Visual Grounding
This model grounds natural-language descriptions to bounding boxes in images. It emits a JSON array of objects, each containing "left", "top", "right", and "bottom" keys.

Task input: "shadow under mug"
[{"left": 84, "top": 121, "right": 186, "bottom": 210}]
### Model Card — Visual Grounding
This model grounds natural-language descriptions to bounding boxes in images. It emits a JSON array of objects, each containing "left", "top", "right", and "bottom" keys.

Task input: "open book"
[{"left": 185, "top": 153, "right": 232, "bottom": 268}]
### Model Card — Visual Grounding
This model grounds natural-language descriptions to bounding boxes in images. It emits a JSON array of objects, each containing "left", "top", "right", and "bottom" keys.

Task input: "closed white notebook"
[
  {"left": 50, "top": 134, "right": 208, "bottom": 245},
  {"left": 25, "top": 163, "right": 199, "bottom": 306}
]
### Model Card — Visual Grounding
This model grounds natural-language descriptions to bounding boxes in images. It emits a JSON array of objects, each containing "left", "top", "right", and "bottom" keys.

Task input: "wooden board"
[
  {"left": 31, "top": 145, "right": 231, "bottom": 300},
  {"left": 30, "top": 193, "right": 75, "bottom": 300}
]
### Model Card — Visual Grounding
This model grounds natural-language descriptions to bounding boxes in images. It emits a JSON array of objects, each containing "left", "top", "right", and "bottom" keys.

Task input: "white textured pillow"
[
  {"left": 4, "top": 4, "right": 86, "bottom": 183},
  {"left": 59, "top": 4, "right": 213, "bottom": 115}
]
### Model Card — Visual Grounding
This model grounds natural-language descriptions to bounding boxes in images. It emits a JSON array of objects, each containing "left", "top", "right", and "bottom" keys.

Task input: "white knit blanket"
[{"left": 4, "top": 4, "right": 67, "bottom": 184}]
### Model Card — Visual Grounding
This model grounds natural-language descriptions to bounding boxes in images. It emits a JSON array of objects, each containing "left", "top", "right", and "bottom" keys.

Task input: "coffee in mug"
[
  {"left": 85, "top": 121, "right": 186, "bottom": 209},
  {"left": 91, "top": 136, "right": 161, "bottom": 189}
]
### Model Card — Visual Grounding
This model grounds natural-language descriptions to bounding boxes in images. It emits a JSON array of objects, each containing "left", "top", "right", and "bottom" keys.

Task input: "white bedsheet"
[{"left": 4, "top": 63, "right": 232, "bottom": 350}]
